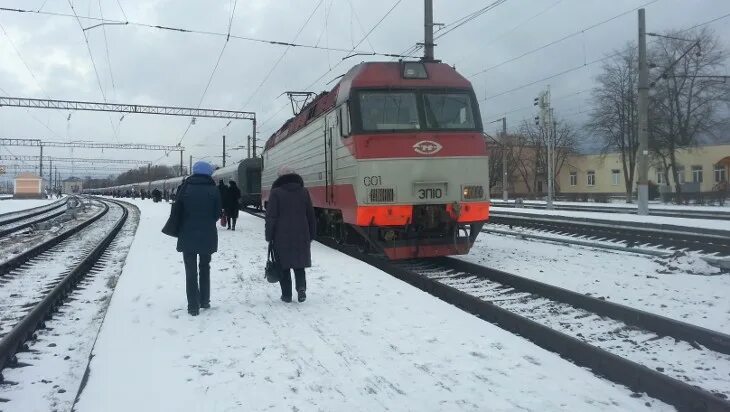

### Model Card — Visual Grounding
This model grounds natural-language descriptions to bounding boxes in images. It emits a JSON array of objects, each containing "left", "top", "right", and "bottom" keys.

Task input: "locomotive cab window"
[
  {"left": 423, "top": 92, "right": 476, "bottom": 129},
  {"left": 359, "top": 92, "right": 420, "bottom": 131}
]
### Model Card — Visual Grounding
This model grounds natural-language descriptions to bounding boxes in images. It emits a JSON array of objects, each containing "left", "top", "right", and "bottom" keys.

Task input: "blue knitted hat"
[{"left": 192, "top": 161, "right": 214, "bottom": 176}]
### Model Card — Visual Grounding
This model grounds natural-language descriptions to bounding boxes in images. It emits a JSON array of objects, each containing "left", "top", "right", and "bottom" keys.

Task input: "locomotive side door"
[{"left": 324, "top": 116, "right": 336, "bottom": 205}]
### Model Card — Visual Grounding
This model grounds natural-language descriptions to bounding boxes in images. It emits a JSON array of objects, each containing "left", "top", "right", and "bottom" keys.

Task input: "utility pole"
[
  {"left": 252, "top": 118, "right": 258, "bottom": 158},
  {"left": 547, "top": 106, "right": 555, "bottom": 210},
  {"left": 637, "top": 8, "right": 649, "bottom": 215},
  {"left": 501, "top": 117, "right": 508, "bottom": 201},
  {"left": 49, "top": 158, "right": 53, "bottom": 193},
  {"left": 189, "top": 155, "right": 192, "bottom": 176},
  {"left": 247, "top": 135, "right": 251, "bottom": 159},
  {"left": 147, "top": 163, "right": 151, "bottom": 185},
  {"left": 179, "top": 150, "right": 184, "bottom": 176},
  {"left": 222, "top": 135, "right": 226, "bottom": 167},
  {"left": 39, "top": 145, "right": 43, "bottom": 181},
  {"left": 423, "top": 0, "right": 435, "bottom": 61}
]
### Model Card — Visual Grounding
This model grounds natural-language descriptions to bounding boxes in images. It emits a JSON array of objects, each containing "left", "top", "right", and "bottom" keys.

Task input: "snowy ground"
[
  {"left": 0, "top": 198, "right": 57, "bottom": 216},
  {"left": 0, "top": 202, "right": 139, "bottom": 412},
  {"left": 462, "top": 233, "right": 730, "bottom": 334},
  {"left": 491, "top": 199, "right": 730, "bottom": 212},
  {"left": 490, "top": 206, "right": 730, "bottom": 232},
  {"left": 70, "top": 198, "right": 667, "bottom": 411}
]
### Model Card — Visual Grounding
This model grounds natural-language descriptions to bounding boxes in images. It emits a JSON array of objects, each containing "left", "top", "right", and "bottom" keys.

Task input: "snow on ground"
[
  {"left": 462, "top": 232, "right": 730, "bottom": 334},
  {"left": 73, "top": 199, "right": 666, "bottom": 412},
  {"left": 491, "top": 199, "right": 730, "bottom": 212},
  {"left": 0, "top": 203, "right": 140, "bottom": 412},
  {"left": 490, "top": 206, "right": 730, "bottom": 232},
  {"left": 0, "top": 198, "right": 56, "bottom": 216}
]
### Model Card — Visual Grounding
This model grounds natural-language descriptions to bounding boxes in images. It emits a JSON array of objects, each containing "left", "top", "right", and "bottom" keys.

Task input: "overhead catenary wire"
[
  {"left": 0, "top": 20, "right": 51, "bottom": 99},
  {"left": 469, "top": 0, "right": 660, "bottom": 78},
  {"left": 0, "top": 6, "right": 406, "bottom": 59},
  {"left": 239, "top": 0, "right": 325, "bottom": 111},
  {"left": 97, "top": 0, "right": 116, "bottom": 99}
]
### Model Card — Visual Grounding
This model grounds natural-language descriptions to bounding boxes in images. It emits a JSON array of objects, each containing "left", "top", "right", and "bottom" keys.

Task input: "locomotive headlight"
[{"left": 462, "top": 185, "right": 484, "bottom": 200}]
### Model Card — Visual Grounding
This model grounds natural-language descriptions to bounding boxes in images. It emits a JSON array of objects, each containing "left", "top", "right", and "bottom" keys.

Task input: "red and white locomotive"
[{"left": 262, "top": 61, "right": 490, "bottom": 259}]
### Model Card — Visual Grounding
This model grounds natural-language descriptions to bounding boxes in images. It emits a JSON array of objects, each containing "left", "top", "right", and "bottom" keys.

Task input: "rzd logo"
[{"left": 413, "top": 140, "right": 443, "bottom": 155}]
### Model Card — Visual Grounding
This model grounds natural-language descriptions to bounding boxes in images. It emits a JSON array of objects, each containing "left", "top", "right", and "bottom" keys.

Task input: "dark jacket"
[
  {"left": 224, "top": 183, "right": 241, "bottom": 216},
  {"left": 265, "top": 173, "right": 316, "bottom": 269},
  {"left": 218, "top": 182, "right": 228, "bottom": 209},
  {"left": 176, "top": 174, "right": 222, "bottom": 255}
]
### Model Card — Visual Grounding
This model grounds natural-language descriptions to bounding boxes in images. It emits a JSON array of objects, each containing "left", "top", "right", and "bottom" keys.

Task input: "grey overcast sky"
[{"left": 0, "top": 0, "right": 729, "bottom": 179}]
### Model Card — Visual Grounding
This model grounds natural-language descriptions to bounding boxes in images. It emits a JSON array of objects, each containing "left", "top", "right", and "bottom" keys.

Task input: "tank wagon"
[{"left": 261, "top": 61, "right": 490, "bottom": 259}]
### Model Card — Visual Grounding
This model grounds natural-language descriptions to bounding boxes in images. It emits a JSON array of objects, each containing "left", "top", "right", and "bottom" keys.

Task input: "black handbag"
[
  {"left": 161, "top": 183, "right": 186, "bottom": 237},
  {"left": 265, "top": 243, "right": 281, "bottom": 283}
]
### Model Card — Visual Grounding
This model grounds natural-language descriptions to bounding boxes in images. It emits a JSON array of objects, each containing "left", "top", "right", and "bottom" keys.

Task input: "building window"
[
  {"left": 675, "top": 166, "right": 685, "bottom": 184},
  {"left": 656, "top": 168, "right": 664, "bottom": 185},
  {"left": 587, "top": 171, "right": 595, "bottom": 186},
  {"left": 611, "top": 169, "right": 620, "bottom": 186},
  {"left": 715, "top": 165, "right": 727, "bottom": 183},
  {"left": 692, "top": 165, "right": 703, "bottom": 183},
  {"left": 570, "top": 171, "right": 577, "bottom": 186}
]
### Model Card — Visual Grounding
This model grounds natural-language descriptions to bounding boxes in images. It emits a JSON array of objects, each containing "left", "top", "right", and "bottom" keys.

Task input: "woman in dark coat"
[
  {"left": 265, "top": 168, "right": 316, "bottom": 303},
  {"left": 217, "top": 180, "right": 228, "bottom": 221},
  {"left": 176, "top": 161, "right": 221, "bottom": 315},
  {"left": 224, "top": 180, "right": 241, "bottom": 230}
]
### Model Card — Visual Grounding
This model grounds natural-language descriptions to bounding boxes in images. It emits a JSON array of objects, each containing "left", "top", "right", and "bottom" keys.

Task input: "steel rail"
[
  {"left": 0, "top": 206, "right": 69, "bottom": 238},
  {"left": 491, "top": 201, "right": 730, "bottom": 221},
  {"left": 240, "top": 208, "right": 730, "bottom": 411},
  {"left": 0, "top": 198, "right": 68, "bottom": 226},
  {"left": 489, "top": 213, "right": 730, "bottom": 255},
  {"left": 0, "top": 201, "right": 108, "bottom": 276},
  {"left": 0, "top": 199, "right": 128, "bottom": 377}
]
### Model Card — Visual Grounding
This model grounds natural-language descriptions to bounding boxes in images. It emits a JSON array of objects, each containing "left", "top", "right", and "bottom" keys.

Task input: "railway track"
[
  {"left": 0, "top": 199, "right": 129, "bottom": 379},
  {"left": 490, "top": 201, "right": 730, "bottom": 221},
  {"left": 488, "top": 211, "right": 730, "bottom": 256},
  {"left": 0, "top": 199, "right": 69, "bottom": 238},
  {"left": 242, "top": 207, "right": 730, "bottom": 411}
]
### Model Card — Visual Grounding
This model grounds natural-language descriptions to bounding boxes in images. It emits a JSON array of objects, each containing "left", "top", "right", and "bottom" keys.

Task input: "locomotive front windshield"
[{"left": 356, "top": 90, "right": 479, "bottom": 133}]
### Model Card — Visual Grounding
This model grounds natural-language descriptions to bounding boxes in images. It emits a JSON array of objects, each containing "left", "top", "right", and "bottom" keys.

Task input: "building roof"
[
  {"left": 63, "top": 177, "right": 83, "bottom": 182},
  {"left": 15, "top": 172, "right": 41, "bottom": 179}
]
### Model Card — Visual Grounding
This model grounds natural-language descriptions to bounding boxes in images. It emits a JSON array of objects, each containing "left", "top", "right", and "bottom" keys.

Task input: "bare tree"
[
  {"left": 587, "top": 43, "right": 639, "bottom": 202},
  {"left": 519, "top": 118, "right": 578, "bottom": 194},
  {"left": 650, "top": 27, "right": 730, "bottom": 194}
]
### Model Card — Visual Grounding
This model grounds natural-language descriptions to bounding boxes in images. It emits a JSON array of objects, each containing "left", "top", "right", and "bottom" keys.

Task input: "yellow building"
[
  {"left": 14, "top": 172, "right": 44, "bottom": 199},
  {"left": 559, "top": 144, "right": 730, "bottom": 196}
]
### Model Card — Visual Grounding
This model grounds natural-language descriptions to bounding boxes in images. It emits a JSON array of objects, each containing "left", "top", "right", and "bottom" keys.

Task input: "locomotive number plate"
[{"left": 413, "top": 182, "right": 447, "bottom": 201}]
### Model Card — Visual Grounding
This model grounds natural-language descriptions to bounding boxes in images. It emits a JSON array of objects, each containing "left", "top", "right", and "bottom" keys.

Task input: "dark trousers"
[
  {"left": 183, "top": 252, "right": 211, "bottom": 310},
  {"left": 226, "top": 216, "right": 237, "bottom": 229},
  {"left": 279, "top": 268, "right": 306, "bottom": 299}
]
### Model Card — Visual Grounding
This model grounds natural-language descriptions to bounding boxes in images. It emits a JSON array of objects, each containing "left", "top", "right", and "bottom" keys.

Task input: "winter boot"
[
  {"left": 281, "top": 295, "right": 292, "bottom": 303},
  {"left": 188, "top": 308, "right": 199, "bottom": 316},
  {"left": 297, "top": 290, "right": 306, "bottom": 303}
]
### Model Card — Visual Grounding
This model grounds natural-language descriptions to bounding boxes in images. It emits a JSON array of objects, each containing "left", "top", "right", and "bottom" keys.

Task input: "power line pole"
[
  {"left": 637, "top": 8, "right": 649, "bottom": 215},
  {"left": 548, "top": 106, "right": 555, "bottom": 210},
  {"left": 424, "top": 0, "right": 435, "bottom": 61},
  {"left": 49, "top": 158, "right": 53, "bottom": 193},
  {"left": 179, "top": 150, "right": 184, "bottom": 176},
  {"left": 189, "top": 155, "right": 192, "bottom": 176},
  {"left": 222, "top": 135, "right": 226, "bottom": 167},
  {"left": 247, "top": 135, "right": 251, "bottom": 159},
  {"left": 39, "top": 144, "right": 43, "bottom": 181},
  {"left": 501, "top": 117, "right": 508, "bottom": 201},
  {"left": 252, "top": 118, "right": 258, "bottom": 158}
]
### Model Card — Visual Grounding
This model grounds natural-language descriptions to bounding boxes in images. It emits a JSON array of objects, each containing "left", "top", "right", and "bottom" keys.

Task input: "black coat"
[
  {"left": 224, "top": 184, "right": 241, "bottom": 218},
  {"left": 218, "top": 183, "right": 228, "bottom": 210},
  {"left": 176, "top": 174, "right": 222, "bottom": 255},
  {"left": 265, "top": 173, "right": 316, "bottom": 269}
]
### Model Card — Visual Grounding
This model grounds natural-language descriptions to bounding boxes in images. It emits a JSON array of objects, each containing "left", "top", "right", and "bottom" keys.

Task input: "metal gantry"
[
  {"left": 0, "top": 155, "right": 149, "bottom": 164},
  {"left": 0, "top": 138, "right": 183, "bottom": 151},
  {"left": 0, "top": 96, "right": 255, "bottom": 120}
]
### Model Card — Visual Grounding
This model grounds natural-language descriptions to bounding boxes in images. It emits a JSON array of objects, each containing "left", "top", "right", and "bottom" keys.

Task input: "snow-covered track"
[
  {"left": 353, "top": 253, "right": 730, "bottom": 412},
  {"left": 0, "top": 201, "right": 108, "bottom": 276},
  {"left": 0, "top": 199, "right": 68, "bottom": 228},
  {"left": 0, "top": 201, "right": 71, "bottom": 239},
  {"left": 241, "top": 207, "right": 730, "bottom": 411},
  {"left": 489, "top": 212, "right": 730, "bottom": 256},
  {"left": 0, "top": 199, "right": 129, "bottom": 379},
  {"left": 491, "top": 201, "right": 730, "bottom": 221}
]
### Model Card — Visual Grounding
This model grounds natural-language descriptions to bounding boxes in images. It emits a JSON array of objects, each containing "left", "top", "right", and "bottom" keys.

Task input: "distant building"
[
  {"left": 14, "top": 172, "right": 44, "bottom": 199},
  {"left": 62, "top": 177, "right": 83, "bottom": 195},
  {"left": 493, "top": 143, "right": 730, "bottom": 200}
]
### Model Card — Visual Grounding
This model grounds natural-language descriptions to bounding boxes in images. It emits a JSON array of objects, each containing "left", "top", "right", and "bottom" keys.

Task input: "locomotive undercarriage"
[{"left": 316, "top": 205, "right": 483, "bottom": 259}]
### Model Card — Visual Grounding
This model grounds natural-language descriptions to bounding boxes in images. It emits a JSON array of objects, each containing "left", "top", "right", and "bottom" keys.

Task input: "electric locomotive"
[{"left": 261, "top": 61, "right": 490, "bottom": 259}]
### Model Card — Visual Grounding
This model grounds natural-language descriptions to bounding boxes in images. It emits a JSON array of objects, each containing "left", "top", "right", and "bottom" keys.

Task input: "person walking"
[
  {"left": 217, "top": 179, "right": 228, "bottom": 223},
  {"left": 225, "top": 180, "right": 241, "bottom": 230},
  {"left": 265, "top": 167, "right": 316, "bottom": 303},
  {"left": 176, "top": 161, "right": 221, "bottom": 316}
]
